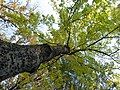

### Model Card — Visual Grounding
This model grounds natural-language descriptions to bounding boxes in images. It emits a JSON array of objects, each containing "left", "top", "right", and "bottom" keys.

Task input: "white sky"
[
  {"left": 29, "top": 0, "right": 92, "bottom": 14},
  {"left": 29, "top": 0, "right": 59, "bottom": 33},
  {"left": 30, "top": 0, "right": 54, "bottom": 15}
]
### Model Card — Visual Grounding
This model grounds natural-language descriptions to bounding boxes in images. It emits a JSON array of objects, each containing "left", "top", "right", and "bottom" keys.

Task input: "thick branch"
[
  {"left": 87, "top": 26, "right": 119, "bottom": 47},
  {"left": 69, "top": 26, "right": 120, "bottom": 54},
  {"left": 87, "top": 49, "right": 120, "bottom": 64},
  {"left": 69, "top": 47, "right": 112, "bottom": 56},
  {"left": 0, "top": 39, "right": 70, "bottom": 82}
]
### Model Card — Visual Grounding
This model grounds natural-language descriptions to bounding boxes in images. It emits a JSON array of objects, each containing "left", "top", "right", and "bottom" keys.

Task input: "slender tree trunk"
[{"left": 0, "top": 39, "right": 70, "bottom": 82}]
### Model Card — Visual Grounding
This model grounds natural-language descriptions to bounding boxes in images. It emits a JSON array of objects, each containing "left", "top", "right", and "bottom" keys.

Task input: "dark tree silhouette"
[{"left": 0, "top": 39, "right": 70, "bottom": 82}]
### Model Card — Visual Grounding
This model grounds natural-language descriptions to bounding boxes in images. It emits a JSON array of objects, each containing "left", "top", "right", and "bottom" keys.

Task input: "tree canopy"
[{"left": 0, "top": 0, "right": 120, "bottom": 89}]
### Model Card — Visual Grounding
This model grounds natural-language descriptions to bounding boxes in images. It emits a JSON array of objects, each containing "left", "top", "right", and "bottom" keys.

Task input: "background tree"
[{"left": 0, "top": 0, "right": 120, "bottom": 89}]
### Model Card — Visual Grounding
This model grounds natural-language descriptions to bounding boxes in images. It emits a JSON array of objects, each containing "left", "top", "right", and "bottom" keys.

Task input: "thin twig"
[
  {"left": 109, "top": 48, "right": 120, "bottom": 55},
  {"left": 77, "top": 61, "right": 98, "bottom": 71},
  {"left": 73, "top": 54, "right": 99, "bottom": 71},
  {"left": 105, "top": 36, "right": 120, "bottom": 39},
  {"left": 66, "top": 30, "right": 71, "bottom": 46},
  {"left": 87, "top": 48, "right": 115, "bottom": 60},
  {"left": 0, "top": 15, "right": 18, "bottom": 27},
  {"left": 0, "top": 4, "right": 19, "bottom": 13},
  {"left": 87, "top": 26, "right": 119, "bottom": 48}
]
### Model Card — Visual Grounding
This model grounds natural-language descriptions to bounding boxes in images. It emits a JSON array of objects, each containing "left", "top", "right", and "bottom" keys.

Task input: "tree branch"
[
  {"left": 69, "top": 47, "right": 119, "bottom": 64},
  {"left": 109, "top": 48, "right": 120, "bottom": 55},
  {"left": 88, "top": 48, "right": 120, "bottom": 64},
  {"left": 87, "top": 26, "right": 119, "bottom": 48},
  {"left": 77, "top": 61, "right": 98, "bottom": 72},
  {"left": 69, "top": 26, "right": 120, "bottom": 55},
  {"left": 66, "top": 30, "right": 71, "bottom": 46},
  {"left": 105, "top": 36, "right": 120, "bottom": 39},
  {"left": 87, "top": 48, "right": 114, "bottom": 60},
  {"left": 0, "top": 15, "right": 17, "bottom": 27},
  {"left": 0, "top": 4, "right": 17, "bottom": 12}
]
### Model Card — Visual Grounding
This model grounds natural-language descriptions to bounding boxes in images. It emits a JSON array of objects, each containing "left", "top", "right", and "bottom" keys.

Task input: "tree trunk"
[{"left": 0, "top": 39, "right": 70, "bottom": 82}]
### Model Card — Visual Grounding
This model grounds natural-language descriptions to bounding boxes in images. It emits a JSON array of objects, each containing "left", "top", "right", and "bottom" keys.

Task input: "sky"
[
  {"left": 30, "top": 0, "right": 92, "bottom": 14},
  {"left": 30, "top": 0, "right": 53, "bottom": 15},
  {"left": 2, "top": 0, "right": 56, "bottom": 37},
  {"left": 34, "top": 0, "right": 54, "bottom": 14},
  {"left": 27, "top": 0, "right": 92, "bottom": 33},
  {"left": 29, "top": 0, "right": 59, "bottom": 33}
]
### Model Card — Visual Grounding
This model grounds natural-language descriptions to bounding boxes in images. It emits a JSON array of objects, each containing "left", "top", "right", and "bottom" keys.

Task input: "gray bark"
[{"left": 0, "top": 39, "right": 70, "bottom": 82}]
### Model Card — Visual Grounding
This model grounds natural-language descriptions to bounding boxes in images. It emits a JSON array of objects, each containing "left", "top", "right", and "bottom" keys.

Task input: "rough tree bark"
[{"left": 0, "top": 39, "right": 70, "bottom": 82}]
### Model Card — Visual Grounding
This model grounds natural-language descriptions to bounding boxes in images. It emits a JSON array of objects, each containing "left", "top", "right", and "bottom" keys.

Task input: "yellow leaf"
[
  {"left": 28, "top": 35, "right": 37, "bottom": 44},
  {"left": 19, "top": 6, "right": 26, "bottom": 12}
]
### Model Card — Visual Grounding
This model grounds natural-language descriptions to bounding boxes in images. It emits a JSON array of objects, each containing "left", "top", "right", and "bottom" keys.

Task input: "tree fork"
[{"left": 0, "top": 39, "right": 70, "bottom": 82}]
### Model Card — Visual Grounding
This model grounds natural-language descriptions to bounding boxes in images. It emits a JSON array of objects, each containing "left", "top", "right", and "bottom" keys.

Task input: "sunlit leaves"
[
  {"left": 44, "top": 0, "right": 120, "bottom": 89},
  {"left": 111, "top": 7, "right": 120, "bottom": 24},
  {"left": 18, "top": 28, "right": 31, "bottom": 37},
  {"left": 0, "top": 0, "right": 120, "bottom": 89},
  {"left": 28, "top": 12, "right": 40, "bottom": 29},
  {"left": 93, "top": 0, "right": 100, "bottom": 4},
  {"left": 60, "top": 7, "right": 69, "bottom": 25},
  {"left": 41, "top": 14, "right": 55, "bottom": 29},
  {"left": 50, "top": 28, "right": 67, "bottom": 44}
]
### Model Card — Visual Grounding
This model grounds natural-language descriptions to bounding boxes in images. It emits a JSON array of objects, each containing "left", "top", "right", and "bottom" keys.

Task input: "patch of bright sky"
[
  {"left": 30, "top": 0, "right": 92, "bottom": 16},
  {"left": 3, "top": 0, "right": 98, "bottom": 34},
  {"left": 28, "top": 0, "right": 60, "bottom": 33},
  {"left": 28, "top": 0, "right": 93, "bottom": 32}
]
